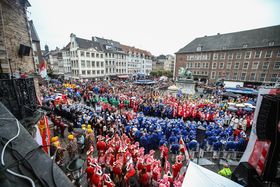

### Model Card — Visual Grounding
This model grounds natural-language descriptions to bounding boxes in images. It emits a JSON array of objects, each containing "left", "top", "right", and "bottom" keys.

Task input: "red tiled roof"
[{"left": 120, "top": 44, "right": 152, "bottom": 57}]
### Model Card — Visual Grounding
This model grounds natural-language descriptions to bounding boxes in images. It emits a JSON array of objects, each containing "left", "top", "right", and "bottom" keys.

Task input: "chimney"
[{"left": 217, "top": 33, "right": 220, "bottom": 35}]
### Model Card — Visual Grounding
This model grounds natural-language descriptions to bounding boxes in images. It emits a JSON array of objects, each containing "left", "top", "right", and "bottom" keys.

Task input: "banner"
[{"left": 34, "top": 115, "right": 51, "bottom": 156}]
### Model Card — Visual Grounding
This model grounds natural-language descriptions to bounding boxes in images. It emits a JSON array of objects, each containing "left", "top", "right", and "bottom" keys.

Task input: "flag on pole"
[
  {"left": 179, "top": 136, "right": 190, "bottom": 160},
  {"left": 39, "top": 59, "right": 48, "bottom": 78}
]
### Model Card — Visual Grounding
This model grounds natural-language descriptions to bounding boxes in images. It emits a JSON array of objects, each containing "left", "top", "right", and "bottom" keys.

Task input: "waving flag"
[{"left": 39, "top": 59, "right": 48, "bottom": 78}]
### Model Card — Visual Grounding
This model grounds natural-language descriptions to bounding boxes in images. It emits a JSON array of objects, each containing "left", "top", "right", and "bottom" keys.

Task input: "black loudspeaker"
[
  {"left": 18, "top": 44, "right": 31, "bottom": 56},
  {"left": 260, "top": 95, "right": 280, "bottom": 182},
  {"left": 232, "top": 162, "right": 263, "bottom": 187},
  {"left": 197, "top": 125, "right": 206, "bottom": 143},
  {"left": 256, "top": 95, "right": 278, "bottom": 141}
]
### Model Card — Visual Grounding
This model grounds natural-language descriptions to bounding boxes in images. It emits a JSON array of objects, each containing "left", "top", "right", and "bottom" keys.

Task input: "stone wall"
[{"left": 0, "top": 0, "right": 34, "bottom": 75}]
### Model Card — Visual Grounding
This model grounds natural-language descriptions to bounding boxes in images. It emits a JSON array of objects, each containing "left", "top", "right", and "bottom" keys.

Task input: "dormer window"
[
  {"left": 243, "top": 44, "right": 248, "bottom": 48},
  {"left": 196, "top": 46, "right": 202, "bottom": 52},
  {"left": 269, "top": 41, "right": 275, "bottom": 46}
]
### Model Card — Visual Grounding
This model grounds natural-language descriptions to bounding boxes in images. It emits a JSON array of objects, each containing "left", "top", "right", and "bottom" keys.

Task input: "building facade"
[
  {"left": 0, "top": 0, "right": 34, "bottom": 77},
  {"left": 46, "top": 48, "right": 63, "bottom": 76},
  {"left": 164, "top": 55, "right": 175, "bottom": 72},
  {"left": 121, "top": 45, "right": 153, "bottom": 75},
  {"left": 70, "top": 34, "right": 105, "bottom": 80},
  {"left": 93, "top": 37, "right": 127, "bottom": 79},
  {"left": 61, "top": 43, "right": 71, "bottom": 80},
  {"left": 175, "top": 25, "right": 280, "bottom": 84},
  {"left": 29, "top": 20, "right": 43, "bottom": 73}
]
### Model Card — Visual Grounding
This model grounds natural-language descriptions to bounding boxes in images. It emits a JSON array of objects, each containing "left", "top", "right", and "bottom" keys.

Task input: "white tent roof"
[
  {"left": 168, "top": 85, "right": 178, "bottom": 91},
  {"left": 183, "top": 161, "right": 242, "bottom": 187}
]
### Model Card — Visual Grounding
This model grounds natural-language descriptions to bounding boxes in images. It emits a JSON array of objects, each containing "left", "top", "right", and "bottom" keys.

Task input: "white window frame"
[
  {"left": 274, "top": 62, "right": 280, "bottom": 70},
  {"left": 277, "top": 50, "right": 280, "bottom": 58},
  {"left": 252, "top": 61, "right": 259, "bottom": 69},
  {"left": 250, "top": 73, "right": 256, "bottom": 81},
  {"left": 243, "top": 62, "right": 249, "bottom": 69},
  {"left": 228, "top": 53, "right": 233, "bottom": 60},
  {"left": 240, "top": 72, "right": 247, "bottom": 81},
  {"left": 233, "top": 72, "right": 238, "bottom": 80},
  {"left": 211, "top": 71, "right": 216, "bottom": 79},
  {"left": 225, "top": 72, "right": 230, "bottom": 79},
  {"left": 270, "top": 74, "right": 278, "bottom": 82},
  {"left": 213, "top": 53, "right": 218, "bottom": 60},
  {"left": 81, "top": 60, "right": 85, "bottom": 68},
  {"left": 234, "top": 62, "right": 240, "bottom": 69},
  {"left": 244, "top": 51, "right": 252, "bottom": 59},
  {"left": 236, "top": 52, "right": 242, "bottom": 59},
  {"left": 255, "top": 50, "right": 262, "bottom": 58},
  {"left": 265, "top": 50, "right": 273, "bottom": 58},
  {"left": 262, "top": 62, "right": 269, "bottom": 70},
  {"left": 219, "top": 62, "right": 224, "bottom": 69},
  {"left": 212, "top": 62, "right": 217, "bottom": 69},
  {"left": 220, "top": 53, "right": 226, "bottom": 60},
  {"left": 226, "top": 62, "right": 232, "bottom": 69},
  {"left": 259, "top": 73, "right": 266, "bottom": 82}
]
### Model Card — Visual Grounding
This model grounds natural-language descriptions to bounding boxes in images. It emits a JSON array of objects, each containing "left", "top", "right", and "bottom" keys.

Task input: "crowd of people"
[{"left": 41, "top": 79, "right": 256, "bottom": 186}]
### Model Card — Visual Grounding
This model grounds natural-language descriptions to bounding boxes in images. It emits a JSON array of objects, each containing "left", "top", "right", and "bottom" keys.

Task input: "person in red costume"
[
  {"left": 112, "top": 160, "right": 122, "bottom": 185},
  {"left": 124, "top": 163, "right": 136, "bottom": 185},
  {"left": 152, "top": 161, "right": 162, "bottom": 186},
  {"left": 96, "top": 135, "right": 106, "bottom": 154},
  {"left": 177, "top": 104, "right": 183, "bottom": 117},
  {"left": 172, "top": 155, "right": 183, "bottom": 180},
  {"left": 90, "top": 165, "right": 103, "bottom": 187},
  {"left": 102, "top": 173, "right": 115, "bottom": 187},
  {"left": 160, "top": 143, "right": 169, "bottom": 168},
  {"left": 139, "top": 168, "right": 150, "bottom": 187}
]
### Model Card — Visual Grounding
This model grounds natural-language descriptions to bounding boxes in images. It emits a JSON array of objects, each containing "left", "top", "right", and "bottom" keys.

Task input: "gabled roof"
[
  {"left": 121, "top": 44, "right": 152, "bottom": 57},
  {"left": 29, "top": 20, "right": 40, "bottom": 42},
  {"left": 177, "top": 25, "right": 280, "bottom": 54},
  {"left": 93, "top": 37, "right": 124, "bottom": 53},
  {"left": 61, "top": 42, "right": 71, "bottom": 51},
  {"left": 157, "top": 54, "right": 166, "bottom": 59},
  {"left": 75, "top": 37, "right": 102, "bottom": 51}
]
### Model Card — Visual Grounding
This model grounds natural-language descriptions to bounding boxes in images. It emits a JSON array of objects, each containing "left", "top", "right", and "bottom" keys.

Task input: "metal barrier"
[{"left": 0, "top": 78, "right": 38, "bottom": 119}]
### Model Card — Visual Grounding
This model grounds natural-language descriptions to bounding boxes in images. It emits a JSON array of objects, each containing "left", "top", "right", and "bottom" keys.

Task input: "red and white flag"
[{"left": 39, "top": 59, "right": 47, "bottom": 78}]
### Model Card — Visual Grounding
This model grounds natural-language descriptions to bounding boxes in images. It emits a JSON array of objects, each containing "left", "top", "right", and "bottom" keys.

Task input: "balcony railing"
[{"left": 0, "top": 77, "right": 38, "bottom": 120}]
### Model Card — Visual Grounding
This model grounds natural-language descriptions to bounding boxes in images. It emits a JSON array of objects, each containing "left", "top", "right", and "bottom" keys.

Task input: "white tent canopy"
[{"left": 183, "top": 161, "right": 242, "bottom": 187}]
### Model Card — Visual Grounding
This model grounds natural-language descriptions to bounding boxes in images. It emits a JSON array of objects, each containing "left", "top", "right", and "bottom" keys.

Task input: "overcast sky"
[{"left": 28, "top": 0, "right": 280, "bottom": 56}]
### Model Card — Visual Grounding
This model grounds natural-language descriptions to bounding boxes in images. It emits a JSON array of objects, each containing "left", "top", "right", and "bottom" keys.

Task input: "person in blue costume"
[
  {"left": 188, "top": 139, "right": 198, "bottom": 159},
  {"left": 223, "top": 140, "right": 236, "bottom": 160},
  {"left": 168, "top": 132, "right": 178, "bottom": 146},
  {"left": 199, "top": 139, "right": 207, "bottom": 158},
  {"left": 170, "top": 142, "right": 180, "bottom": 161},
  {"left": 213, "top": 139, "right": 222, "bottom": 159}
]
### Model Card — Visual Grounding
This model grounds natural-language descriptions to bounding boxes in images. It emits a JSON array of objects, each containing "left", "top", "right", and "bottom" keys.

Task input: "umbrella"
[
  {"left": 236, "top": 104, "right": 245, "bottom": 108},
  {"left": 243, "top": 107, "right": 253, "bottom": 112},
  {"left": 73, "top": 128, "right": 85, "bottom": 135},
  {"left": 50, "top": 79, "right": 61, "bottom": 84},
  {"left": 228, "top": 106, "right": 238, "bottom": 112},
  {"left": 43, "top": 97, "right": 55, "bottom": 103}
]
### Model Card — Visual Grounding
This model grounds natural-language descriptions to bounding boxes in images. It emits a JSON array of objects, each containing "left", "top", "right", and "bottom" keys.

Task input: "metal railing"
[{"left": 0, "top": 77, "right": 38, "bottom": 119}]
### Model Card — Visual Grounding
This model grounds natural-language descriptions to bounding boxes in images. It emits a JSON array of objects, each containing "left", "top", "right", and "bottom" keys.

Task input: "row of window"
[
  {"left": 106, "top": 68, "right": 126, "bottom": 74},
  {"left": 80, "top": 51, "right": 103, "bottom": 58},
  {"left": 187, "top": 61, "right": 280, "bottom": 70},
  {"left": 81, "top": 70, "right": 105, "bottom": 75},
  {"left": 187, "top": 50, "right": 280, "bottom": 61},
  {"left": 210, "top": 71, "right": 279, "bottom": 82},
  {"left": 105, "top": 61, "right": 126, "bottom": 66}
]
